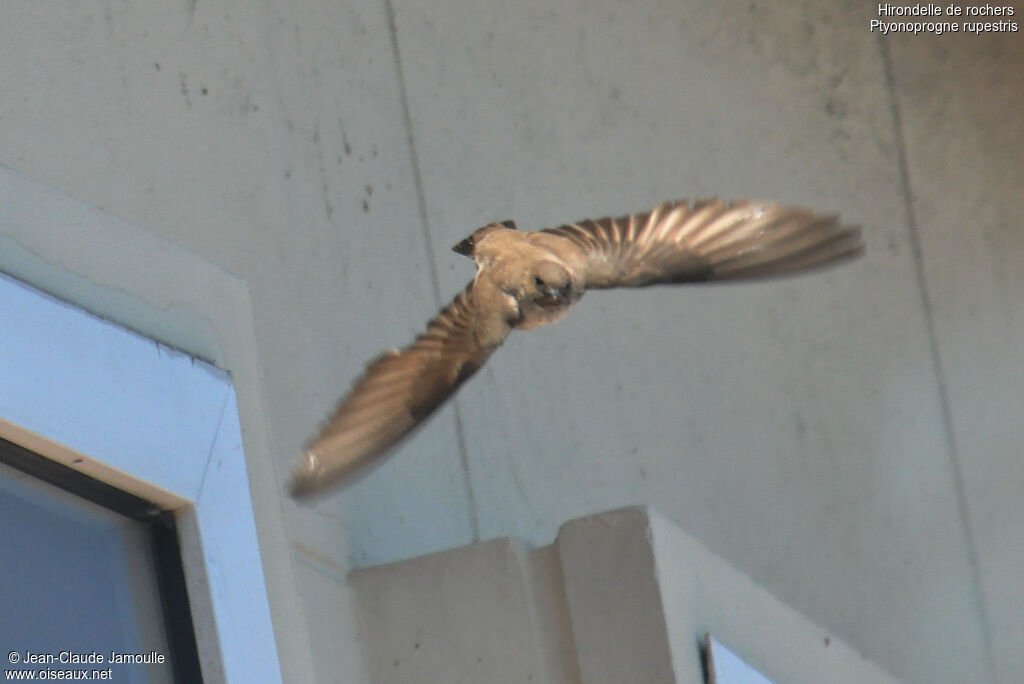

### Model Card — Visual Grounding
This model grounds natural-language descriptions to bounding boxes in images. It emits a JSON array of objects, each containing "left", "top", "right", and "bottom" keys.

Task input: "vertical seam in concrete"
[
  {"left": 878, "top": 35, "right": 996, "bottom": 683},
  {"left": 383, "top": 0, "right": 480, "bottom": 542}
]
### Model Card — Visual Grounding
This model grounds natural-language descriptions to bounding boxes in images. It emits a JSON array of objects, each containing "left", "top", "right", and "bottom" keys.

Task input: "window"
[
  {"left": 706, "top": 635, "right": 777, "bottom": 684},
  {"left": 0, "top": 272, "right": 280, "bottom": 683},
  {"left": 0, "top": 444, "right": 200, "bottom": 682}
]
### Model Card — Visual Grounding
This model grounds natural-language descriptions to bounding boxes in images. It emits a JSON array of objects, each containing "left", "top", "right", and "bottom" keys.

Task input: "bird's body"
[
  {"left": 468, "top": 228, "right": 584, "bottom": 332},
  {"left": 291, "top": 198, "right": 863, "bottom": 497}
]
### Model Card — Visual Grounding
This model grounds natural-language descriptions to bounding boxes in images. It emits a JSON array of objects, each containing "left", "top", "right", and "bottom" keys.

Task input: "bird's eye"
[{"left": 534, "top": 275, "right": 545, "bottom": 288}]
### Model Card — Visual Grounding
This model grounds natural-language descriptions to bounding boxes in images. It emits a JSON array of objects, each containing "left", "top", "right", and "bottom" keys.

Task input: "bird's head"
[
  {"left": 452, "top": 220, "right": 518, "bottom": 257},
  {"left": 528, "top": 261, "right": 575, "bottom": 308}
]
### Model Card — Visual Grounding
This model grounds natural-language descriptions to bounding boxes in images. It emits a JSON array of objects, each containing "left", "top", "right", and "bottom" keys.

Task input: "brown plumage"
[{"left": 290, "top": 198, "right": 863, "bottom": 497}]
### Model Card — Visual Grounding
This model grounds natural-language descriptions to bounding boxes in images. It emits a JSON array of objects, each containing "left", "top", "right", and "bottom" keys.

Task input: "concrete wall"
[
  {"left": 352, "top": 507, "right": 903, "bottom": 684},
  {"left": 1, "top": 2, "right": 1020, "bottom": 683}
]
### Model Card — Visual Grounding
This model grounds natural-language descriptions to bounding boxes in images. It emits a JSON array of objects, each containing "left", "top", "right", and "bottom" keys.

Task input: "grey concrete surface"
[
  {"left": 353, "top": 538, "right": 546, "bottom": 683},
  {"left": 886, "top": 28, "right": 1024, "bottom": 684},
  {"left": 352, "top": 507, "right": 903, "bottom": 684},
  {"left": 0, "top": 1, "right": 1019, "bottom": 682}
]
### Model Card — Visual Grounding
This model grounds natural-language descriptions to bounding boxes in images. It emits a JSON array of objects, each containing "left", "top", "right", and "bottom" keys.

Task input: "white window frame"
[{"left": 0, "top": 271, "right": 282, "bottom": 683}]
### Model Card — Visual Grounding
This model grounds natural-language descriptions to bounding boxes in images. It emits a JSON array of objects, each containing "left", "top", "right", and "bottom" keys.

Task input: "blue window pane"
[{"left": 0, "top": 463, "right": 173, "bottom": 683}]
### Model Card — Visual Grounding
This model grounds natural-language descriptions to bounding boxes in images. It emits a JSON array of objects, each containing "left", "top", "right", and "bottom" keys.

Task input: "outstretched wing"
[
  {"left": 291, "top": 283, "right": 502, "bottom": 497},
  {"left": 538, "top": 199, "right": 863, "bottom": 289}
]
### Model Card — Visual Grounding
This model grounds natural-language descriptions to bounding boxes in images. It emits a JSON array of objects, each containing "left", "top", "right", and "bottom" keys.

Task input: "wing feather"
[
  {"left": 540, "top": 199, "right": 863, "bottom": 289},
  {"left": 291, "top": 282, "right": 500, "bottom": 496}
]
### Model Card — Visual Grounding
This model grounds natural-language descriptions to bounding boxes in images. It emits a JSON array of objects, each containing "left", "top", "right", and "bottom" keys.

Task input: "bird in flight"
[{"left": 291, "top": 198, "right": 862, "bottom": 497}]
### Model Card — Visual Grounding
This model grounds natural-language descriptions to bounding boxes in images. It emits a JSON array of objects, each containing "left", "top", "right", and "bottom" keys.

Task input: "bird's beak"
[{"left": 452, "top": 237, "right": 474, "bottom": 256}]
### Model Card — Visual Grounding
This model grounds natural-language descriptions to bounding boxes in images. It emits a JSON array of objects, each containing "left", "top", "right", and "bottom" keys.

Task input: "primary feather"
[
  {"left": 291, "top": 284, "right": 497, "bottom": 496},
  {"left": 536, "top": 199, "right": 862, "bottom": 287}
]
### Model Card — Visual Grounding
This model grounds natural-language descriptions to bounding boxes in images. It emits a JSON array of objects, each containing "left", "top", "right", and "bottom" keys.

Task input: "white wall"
[{"left": 1, "top": 2, "right": 1020, "bottom": 683}]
